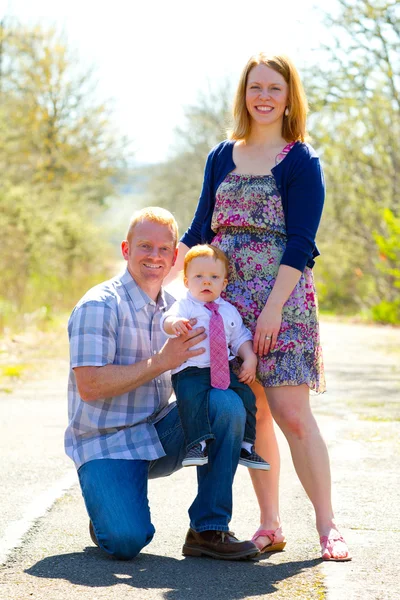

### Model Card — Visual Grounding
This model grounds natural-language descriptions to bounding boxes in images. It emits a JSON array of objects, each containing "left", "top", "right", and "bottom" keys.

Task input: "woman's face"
[{"left": 245, "top": 63, "right": 288, "bottom": 128}]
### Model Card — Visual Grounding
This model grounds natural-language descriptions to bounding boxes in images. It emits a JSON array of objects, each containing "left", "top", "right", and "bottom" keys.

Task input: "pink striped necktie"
[{"left": 205, "top": 301, "right": 230, "bottom": 390}]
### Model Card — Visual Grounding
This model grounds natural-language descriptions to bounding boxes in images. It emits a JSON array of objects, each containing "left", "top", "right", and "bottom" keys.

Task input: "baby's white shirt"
[{"left": 160, "top": 291, "right": 253, "bottom": 375}]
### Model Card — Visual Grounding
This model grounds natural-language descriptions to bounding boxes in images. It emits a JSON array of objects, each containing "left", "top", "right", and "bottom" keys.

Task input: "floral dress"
[{"left": 211, "top": 148, "right": 326, "bottom": 393}]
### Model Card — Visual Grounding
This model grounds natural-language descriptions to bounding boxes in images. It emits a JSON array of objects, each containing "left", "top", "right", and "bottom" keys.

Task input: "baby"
[{"left": 161, "top": 244, "right": 270, "bottom": 470}]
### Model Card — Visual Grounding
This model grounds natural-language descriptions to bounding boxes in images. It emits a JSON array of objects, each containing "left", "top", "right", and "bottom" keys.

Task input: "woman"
[{"left": 167, "top": 53, "right": 351, "bottom": 561}]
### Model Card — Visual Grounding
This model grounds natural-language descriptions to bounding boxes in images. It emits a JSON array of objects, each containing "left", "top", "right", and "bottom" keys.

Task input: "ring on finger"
[{"left": 265, "top": 335, "right": 271, "bottom": 340}]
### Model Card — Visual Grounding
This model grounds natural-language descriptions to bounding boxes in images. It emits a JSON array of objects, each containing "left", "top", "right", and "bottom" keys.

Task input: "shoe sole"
[
  {"left": 322, "top": 555, "right": 352, "bottom": 562},
  {"left": 89, "top": 521, "right": 99, "bottom": 548},
  {"left": 259, "top": 541, "right": 286, "bottom": 553},
  {"left": 182, "top": 544, "right": 259, "bottom": 560},
  {"left": 182, "top": 459, "right": 208, "bottom": 467},
  {"left": 238, "top": 459, "right": 270, "bottom": 470}
]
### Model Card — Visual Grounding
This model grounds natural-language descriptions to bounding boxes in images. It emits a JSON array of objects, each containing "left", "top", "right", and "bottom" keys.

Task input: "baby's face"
[{"left": 184, "top": 256, "right": 228, "bottom": 303}]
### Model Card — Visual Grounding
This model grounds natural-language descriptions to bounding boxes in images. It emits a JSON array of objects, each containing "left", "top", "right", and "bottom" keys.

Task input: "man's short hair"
[
  {"left": 184, "top": 244, "right": 229, "bottom": 278},
  {"left": 126, "top": 207, "right": 179, "bottom": 246}
]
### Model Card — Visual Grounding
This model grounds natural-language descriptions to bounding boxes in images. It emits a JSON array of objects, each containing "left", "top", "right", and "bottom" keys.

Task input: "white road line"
[{"left": 0, "top": 469, "right": 77, "bottom": 565}]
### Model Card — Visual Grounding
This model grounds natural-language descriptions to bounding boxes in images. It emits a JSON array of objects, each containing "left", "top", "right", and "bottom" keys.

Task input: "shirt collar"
[
  {"left": 120, "top": 268, "right": 169, "bottom": 311},
  {"left": 186, "top": 291, "right": 223, "bottom": 306}
]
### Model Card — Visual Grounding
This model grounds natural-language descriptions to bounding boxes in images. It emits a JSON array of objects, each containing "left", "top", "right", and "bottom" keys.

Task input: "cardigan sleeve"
[
  {"left": 280, "top": 155, "right": 325, "bottom": 272},
  {"left": 180, "top": 151, "right": 213, "bottom": 248}
]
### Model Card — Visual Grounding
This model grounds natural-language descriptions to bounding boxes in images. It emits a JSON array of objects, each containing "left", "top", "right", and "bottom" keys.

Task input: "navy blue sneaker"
[
  {"left": 182, "top": 443, "right": 208, "bottom": 467},
  {"left": 239, "top": 447, "right": 270, "bottom": 470}
]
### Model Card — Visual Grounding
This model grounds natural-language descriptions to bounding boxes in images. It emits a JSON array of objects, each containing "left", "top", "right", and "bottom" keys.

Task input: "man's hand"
[
  {"left": 158, "top": 325, "right": 207, "bottom": 371},
  {"left": 74, "top": 321, "right": 206, "bottom": 402}
]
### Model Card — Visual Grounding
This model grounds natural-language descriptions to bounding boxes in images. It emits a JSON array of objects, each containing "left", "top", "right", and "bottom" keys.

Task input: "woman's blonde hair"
[
  {"left": 229, "top": 53, "right": 308, "bottom": 143},
  {"left": 184, "top": 244, "right": 229, "bottom": 278}
]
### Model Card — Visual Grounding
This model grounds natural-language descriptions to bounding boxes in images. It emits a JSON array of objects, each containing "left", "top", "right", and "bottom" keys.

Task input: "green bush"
[{"left": 371, "top": 301, "right": 400, "bottom": 325}]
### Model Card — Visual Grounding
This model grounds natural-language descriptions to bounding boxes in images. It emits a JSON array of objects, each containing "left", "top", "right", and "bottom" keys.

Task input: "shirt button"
[
  {"left": 153, "top": 350, "right": 157, "bottom": 354},
  {"left": 157, "top": 379, "right": 161, "bottom": 383}
]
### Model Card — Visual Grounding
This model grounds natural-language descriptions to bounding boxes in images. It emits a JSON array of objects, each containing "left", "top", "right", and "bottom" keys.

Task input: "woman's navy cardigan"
[{"left": 181, "top": 140, "right": 325, "bottom": 272}]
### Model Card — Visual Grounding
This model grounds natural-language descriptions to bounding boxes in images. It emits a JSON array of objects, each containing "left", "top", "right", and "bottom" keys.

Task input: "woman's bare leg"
[
  {"left": 266, "top": 384, "right": 349, "bottom": 559},
  {"left": 248, "top": 381, "right": 285, "bottom": 548}
]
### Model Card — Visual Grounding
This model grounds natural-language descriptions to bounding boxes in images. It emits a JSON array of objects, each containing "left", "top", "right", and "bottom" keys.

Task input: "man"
[{"left": 65, "top": 207, "right": 259, "bottom": 561}]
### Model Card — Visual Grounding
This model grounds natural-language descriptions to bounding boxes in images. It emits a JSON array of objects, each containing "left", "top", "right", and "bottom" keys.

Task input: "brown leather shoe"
[
  {"left": 89, "top": 521, "right": 99, "bottom": 547},
  {"left": 182, "top": 528, "right": 260, "bottom": 560}
]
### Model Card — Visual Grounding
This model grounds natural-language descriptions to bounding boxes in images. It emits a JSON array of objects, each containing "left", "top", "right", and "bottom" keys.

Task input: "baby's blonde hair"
[{"left": 184, "top": 244, "right": 229, "bottom": 278}]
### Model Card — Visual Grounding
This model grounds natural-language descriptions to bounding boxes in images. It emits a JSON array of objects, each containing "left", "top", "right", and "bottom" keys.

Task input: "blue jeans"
[
  {"left": 77, "top": 388, "right": 245, "bottom": 560},
  {"left": 172, "top": 366, "right": 256, "bottom": 450}
]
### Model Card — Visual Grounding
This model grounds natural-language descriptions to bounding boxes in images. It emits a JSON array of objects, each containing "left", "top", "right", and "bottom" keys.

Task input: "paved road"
[{"left": 0, "top": 320, "right": 399, "bottom": 599}]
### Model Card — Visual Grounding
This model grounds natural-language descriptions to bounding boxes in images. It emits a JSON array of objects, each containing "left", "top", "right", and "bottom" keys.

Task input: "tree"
[
  {"left": 305, "top": 0, "right": 400, "bottom": 319},
  {"left": 143, "top": 2, "right": 400, "bottom": 322},
  {"left": 0, "top": 24, "right": 126, "bottom": 196},
  {"left": 372, "top": 208, "right": 400, "bottom": 323},
  {"left": 0, "top": 23, "right": 128, "bottom": 331},
  {"left": 144, "top": 82, "right": 232, "bottom": 233}
]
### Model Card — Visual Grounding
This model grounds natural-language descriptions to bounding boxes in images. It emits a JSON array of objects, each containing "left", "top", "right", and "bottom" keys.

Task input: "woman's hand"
[
  {"left": 253, "top": 303, "right": 282, "bottom": 356},
  {"left": 252, "top": 265, "right": 301, "bottom": 356}
]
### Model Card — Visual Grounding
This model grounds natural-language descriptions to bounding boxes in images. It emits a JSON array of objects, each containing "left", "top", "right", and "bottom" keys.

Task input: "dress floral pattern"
[{"left": 211, "top": 153, "right": 326, "bottom": 392}]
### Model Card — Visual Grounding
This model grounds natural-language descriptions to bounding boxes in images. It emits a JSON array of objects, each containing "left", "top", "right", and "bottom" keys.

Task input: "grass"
[
  {"left": 0, "top": 317, "right": 69, "bottom": 393},
  {"left": 342, "top": 396, "right": 400, "bottom": 424},
  {"left": 384, "top": 343, "right": 400, "bottom": 356},
  {"left": 2, "top": 364, "right": 30, "bottom": 378},
  {"left": 319, "top": 309, "right": 370, "bottom": 323},
  {"left": 320, "top": 309, "right": 400, "bottom": 327},
  {"left": 360, "top": 415, "right": 400, "bottom": 422},
  {"left": 0, "top": 364, "right": 32, "bottom": 393}
]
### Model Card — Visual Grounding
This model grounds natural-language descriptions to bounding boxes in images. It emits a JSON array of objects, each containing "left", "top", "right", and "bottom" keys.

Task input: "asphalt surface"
[{"left": 0, "top": 320, "right": 399, "bottom": 600}]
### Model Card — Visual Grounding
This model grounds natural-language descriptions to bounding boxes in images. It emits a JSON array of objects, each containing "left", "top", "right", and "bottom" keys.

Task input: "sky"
[{"left": 1, "top": 0, "right": 337, "bottom": 164}]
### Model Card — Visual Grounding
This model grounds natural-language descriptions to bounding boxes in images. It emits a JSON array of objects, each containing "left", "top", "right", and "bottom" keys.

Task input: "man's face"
[
  {"left": 184, "top": 256, "right": 228, "bottom": 303},
  {"left": 121, "top": 220, "right": 177, "bottom": 297}
]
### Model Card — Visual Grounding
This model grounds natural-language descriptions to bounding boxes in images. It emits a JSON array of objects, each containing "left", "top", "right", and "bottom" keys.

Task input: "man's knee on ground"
[{"left": 104, "top": 527, "right": 153, "bottom": 561}]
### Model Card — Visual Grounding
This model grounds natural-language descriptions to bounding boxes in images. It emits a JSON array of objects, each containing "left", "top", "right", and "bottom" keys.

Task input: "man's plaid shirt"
[{"left": 65, "top": 268, "right": 176, "bottom": 469}]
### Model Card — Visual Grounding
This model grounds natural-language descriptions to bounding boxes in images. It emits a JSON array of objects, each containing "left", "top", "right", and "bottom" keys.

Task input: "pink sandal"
[
  {"left": 320, "top": 534, "right": 352, "bottom": 562},
  {"left": 251, "top": 527, "right": 286, "bottom": 554}
]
